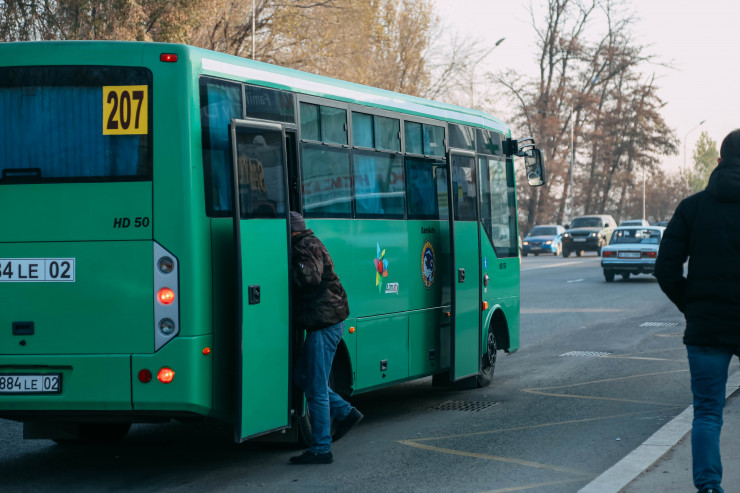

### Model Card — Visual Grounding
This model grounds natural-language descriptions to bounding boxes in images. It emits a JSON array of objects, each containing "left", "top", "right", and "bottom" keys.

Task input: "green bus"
[{"left": 0, "top": 41, "right": 545, "bottom": 443}]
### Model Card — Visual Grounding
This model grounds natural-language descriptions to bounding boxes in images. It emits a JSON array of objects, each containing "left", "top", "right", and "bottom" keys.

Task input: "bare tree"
[{"left": 497, "top": 0, "right": 678, "bottom": 233}]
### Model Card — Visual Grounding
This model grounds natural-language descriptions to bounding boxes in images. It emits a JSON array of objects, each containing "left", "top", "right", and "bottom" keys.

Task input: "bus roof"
[{"left": 1, "top": 40, "right": 510, "bottom": 135}]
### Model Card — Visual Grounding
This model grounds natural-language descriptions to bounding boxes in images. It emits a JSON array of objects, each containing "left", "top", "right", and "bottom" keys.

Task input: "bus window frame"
[{"left": 200, "top": 75, "right": 298, "bottom": 218}]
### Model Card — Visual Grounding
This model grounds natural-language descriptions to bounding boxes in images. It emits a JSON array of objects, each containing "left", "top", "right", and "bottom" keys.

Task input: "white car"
[{"left": 600, "top": 226, "right": 665, "bottom": 282}]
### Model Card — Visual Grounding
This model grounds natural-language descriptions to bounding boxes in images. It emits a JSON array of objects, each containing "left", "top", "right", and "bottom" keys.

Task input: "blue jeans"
[
  {"left": 686, "top": 345, "right": 740, "bottom": 493},
  {"left": 294, "top": 321, "right": 352, "bottom": 454}
]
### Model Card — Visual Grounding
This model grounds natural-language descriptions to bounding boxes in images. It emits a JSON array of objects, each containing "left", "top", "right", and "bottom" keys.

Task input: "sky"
[{"left": 432, "top": 0, "right": 740, "bottom": 175}]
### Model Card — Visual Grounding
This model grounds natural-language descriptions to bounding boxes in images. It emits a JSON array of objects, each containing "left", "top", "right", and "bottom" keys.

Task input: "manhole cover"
[
  {"left": 430, "top": 400, "right": 498, "bottom": 412},
  {"left": 559, "top": 351, "right": 612, "bottom": 357},
  {"left": 640, "top": 322, "right": 679, "bottom": 327}
]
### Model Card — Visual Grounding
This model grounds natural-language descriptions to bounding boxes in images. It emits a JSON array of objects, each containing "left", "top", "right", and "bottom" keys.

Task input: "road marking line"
[
  {"left": 620, "top": 346, "right": 684, "bottom": 356},
  {"left": 405, "top": 408, "right": 683, "bottom": 442},
  {"left": 567, "top": 278, "right": 585, "bottom": 283},
  {"left": 604, "top": 355, "right": 683, "bottom": 362},
  {"left": 528, "top": 369, "right": 688, "bottom": 390},
  {"left": 521, "top": 389, "right": 680, "bottom": 406},
  {"left": 397, "top": 440, "right": 591, "bottom": 476},
  {"left": 482, "top": 478, "right": 590, "bottom": 493},
  {"left": 522, "top": 308, "right": 623, "bottom": 313}
]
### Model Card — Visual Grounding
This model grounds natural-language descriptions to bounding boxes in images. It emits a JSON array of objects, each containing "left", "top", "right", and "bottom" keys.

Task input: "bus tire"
[{"left": 477, "top": 326, "right": 497, "bottom": 388}]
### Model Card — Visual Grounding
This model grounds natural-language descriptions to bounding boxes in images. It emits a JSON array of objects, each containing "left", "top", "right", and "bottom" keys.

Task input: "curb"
[{"left": 578, "top": 369, "right": 740, "bottom": 493}]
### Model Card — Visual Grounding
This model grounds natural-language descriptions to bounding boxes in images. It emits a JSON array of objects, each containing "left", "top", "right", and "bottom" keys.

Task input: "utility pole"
[{"left": 469, "top": 38, "right": 505, "bottom": 108}]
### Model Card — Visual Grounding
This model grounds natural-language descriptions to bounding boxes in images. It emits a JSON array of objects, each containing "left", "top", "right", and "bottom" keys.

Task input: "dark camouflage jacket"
[{"left": 291, "top": 230, "right": 349, "bottom": 332}]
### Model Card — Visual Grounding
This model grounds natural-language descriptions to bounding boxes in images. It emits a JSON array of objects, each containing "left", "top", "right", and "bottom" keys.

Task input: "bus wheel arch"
[{"left": 330, "top": 339, "right": 353, "bottom": 399}]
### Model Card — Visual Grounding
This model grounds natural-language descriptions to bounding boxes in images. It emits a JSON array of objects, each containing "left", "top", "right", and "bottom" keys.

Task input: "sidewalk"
[{"left": 579, "top": 370, "right": 740, "bottom": 493}]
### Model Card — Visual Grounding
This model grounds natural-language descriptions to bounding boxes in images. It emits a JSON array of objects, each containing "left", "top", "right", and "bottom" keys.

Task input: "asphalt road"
[{"left": 0, "top": 254, "right": 692, "bottom": 492}]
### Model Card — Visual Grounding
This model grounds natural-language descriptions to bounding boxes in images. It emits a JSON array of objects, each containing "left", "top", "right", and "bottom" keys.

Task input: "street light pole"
[
  {"left": 683, "top": 120, "right": 706, "bottom": 183},
  {"left": 569, "top": 118, "right": 574, "bottom": 223},
  {"left": 642, "top": 168, "right": 646, "bottom": 221},
  {"left": 470, "top": 37, "right": 505, "bottom": 108}
]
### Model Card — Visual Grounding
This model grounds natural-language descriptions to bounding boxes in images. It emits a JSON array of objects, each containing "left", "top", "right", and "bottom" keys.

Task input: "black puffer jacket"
[
  {"left": 655, "top": 156, "right": 740, "bottom": 346},
  {"left": 291, "top": 230, "right": 350, "bottom": 332}
]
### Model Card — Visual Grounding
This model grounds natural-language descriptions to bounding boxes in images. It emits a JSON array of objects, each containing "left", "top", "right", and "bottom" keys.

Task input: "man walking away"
[
  {"left": 289, "top": 211, "right": 363, "bottom": 465},
  {"left": 655, "top": 129, "right": 740, "bottom": 493}
]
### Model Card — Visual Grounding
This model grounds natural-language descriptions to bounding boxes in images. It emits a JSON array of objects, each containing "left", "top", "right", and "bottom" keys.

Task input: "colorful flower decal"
[{"left": 374, "top": 242, "right": 388, "bottom": 291}]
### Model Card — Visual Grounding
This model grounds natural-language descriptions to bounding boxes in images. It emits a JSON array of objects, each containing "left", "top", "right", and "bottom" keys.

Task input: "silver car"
[{"left": 600, "top": 226, "right": 665, "bottom": 282}]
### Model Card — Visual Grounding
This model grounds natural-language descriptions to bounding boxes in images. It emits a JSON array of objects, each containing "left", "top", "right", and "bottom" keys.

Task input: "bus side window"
[
  {"left": 406, "top": 156, "right": 446, "bottom": 220},
  {"left": 354, "top": 150, "right": 405, "bottom": 219},
  {"left": 200, "top": 77, "right": 243, "bottom": 217}
]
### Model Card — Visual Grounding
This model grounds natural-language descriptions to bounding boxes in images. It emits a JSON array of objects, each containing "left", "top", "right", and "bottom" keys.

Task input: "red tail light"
[
  {"left": 157, "top": 367, "right": 175, "bottom": 383},
  {"left": 160, "top": 53, "right": 178, "bottom": 62},
  {"left": 642, "top": 251, "right": 657, "bottom": 258},
  {"left": 157, "top": 288, "right": 175, "bottom": 305},
  {"left": 602, "top": 250, "right": 616, "bottom": 257}
]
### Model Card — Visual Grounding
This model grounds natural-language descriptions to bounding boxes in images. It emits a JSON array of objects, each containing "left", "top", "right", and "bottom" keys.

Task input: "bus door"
[
  {"left": 448, "top": 151, "right": 482, "bottom": 380},
  {"left": 231, "top": 119, "right": 291, "bottom": 442}
]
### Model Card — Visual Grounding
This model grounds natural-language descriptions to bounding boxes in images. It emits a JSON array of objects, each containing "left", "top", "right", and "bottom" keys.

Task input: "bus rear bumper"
[{"left": 0, "top": 335, "right": 213, "bottom": 418}]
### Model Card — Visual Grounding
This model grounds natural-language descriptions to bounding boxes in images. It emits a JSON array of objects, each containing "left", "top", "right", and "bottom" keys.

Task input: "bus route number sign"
[
  {"left": 103, "top": 85, "right": 148, "bottom": 135},
  {"left": 0, "top": 258, "right": 76, "bottom": 282}
]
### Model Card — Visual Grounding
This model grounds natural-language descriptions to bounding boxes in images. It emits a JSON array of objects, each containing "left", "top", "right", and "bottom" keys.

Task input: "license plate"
[
  {"left": 573, "top": 238, "right": 586, "bottom": 242},
  {"left": 531, "top": 247, "right": 541, "bottom": 251},
  {"left": 0, "top": 258, "right": 75, "bottom": 282},
  {"left": 618, "top": 251, "right": 641, "bottom": 258},
  {"left": 0, "top": 374, "right": 62, "bottom": 394}
]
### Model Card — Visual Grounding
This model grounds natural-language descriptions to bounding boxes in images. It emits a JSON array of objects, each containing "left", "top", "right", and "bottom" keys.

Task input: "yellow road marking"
[
  {"left": 481, "top": 478, "right": 591, "bottom": 493},
  {"left": 604, "top": 355, "right": 684, "bottom": 362},
  {"left": 395, "top": 355, "right": 690, "bottom": 490},
  {"left": 404, "top": 408, "right": 682, "bottom": 442},
  {"left": 526, "top": 369, "right": 688, "bottom": 391},
  {"left": 397, "top": 440, "right": 591, "bottom": 477},
  {"left": 521, "top": 388, "right": 679, "bottom": 406}
]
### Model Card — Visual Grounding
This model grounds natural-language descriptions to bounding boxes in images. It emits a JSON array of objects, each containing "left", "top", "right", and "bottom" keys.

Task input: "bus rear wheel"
[{"left": 477, "top": 327, "right": 497, "bottom": 388}]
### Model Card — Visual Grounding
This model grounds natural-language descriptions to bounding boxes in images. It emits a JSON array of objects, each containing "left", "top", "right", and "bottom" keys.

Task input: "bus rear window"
[{"left": 0, "top": 66, "right": 152, "bottom": 184}]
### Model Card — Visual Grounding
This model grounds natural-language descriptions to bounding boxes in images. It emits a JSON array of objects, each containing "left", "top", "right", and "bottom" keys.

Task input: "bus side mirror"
[{"left": 524, "top": 148, "right": 546, "bottom": 187}]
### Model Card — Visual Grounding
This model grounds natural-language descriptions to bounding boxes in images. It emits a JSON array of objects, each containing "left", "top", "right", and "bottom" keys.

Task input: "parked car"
[
  {"left": 600, "top": 226, "right": 665, "bottom": 282},
  {"left": 522, "top": 225, "right": 565, "bottom": 256},
  {"left": 620, "top": 219, "right": 650, "bottom": 227},
  {"left": 561, "top": 214, "right": 617, "bottom": 257}
]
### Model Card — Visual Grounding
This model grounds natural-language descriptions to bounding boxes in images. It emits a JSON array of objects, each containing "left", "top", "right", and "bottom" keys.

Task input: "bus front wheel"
[{"left": 477, "top": 327, "right": 497, "bottom": 388}]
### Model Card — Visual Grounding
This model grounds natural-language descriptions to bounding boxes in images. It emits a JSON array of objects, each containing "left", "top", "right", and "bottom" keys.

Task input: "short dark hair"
[{"left": 720, "top": 129, "right": 740, "bottom": 160}]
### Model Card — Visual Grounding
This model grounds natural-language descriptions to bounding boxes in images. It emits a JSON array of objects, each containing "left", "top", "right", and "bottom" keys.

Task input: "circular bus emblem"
[{"left": 421, "top": 240, "right": 436, "bottom": 289}]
